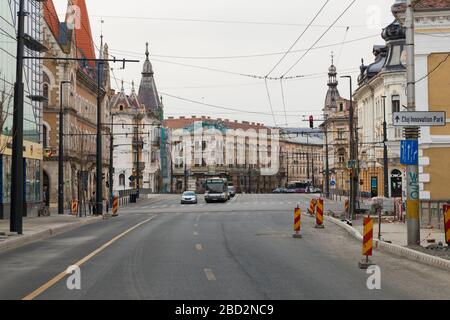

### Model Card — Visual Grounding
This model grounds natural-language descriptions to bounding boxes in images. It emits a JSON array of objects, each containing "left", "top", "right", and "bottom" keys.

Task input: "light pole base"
[
  {"left": 358, "top": 259, "right": 375, "bottom": 270},
  {"left": 292, "top": 233, "right": 303, "bottom": 239}
]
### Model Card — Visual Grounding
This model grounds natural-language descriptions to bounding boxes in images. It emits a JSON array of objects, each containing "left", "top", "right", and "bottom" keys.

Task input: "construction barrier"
[
  {"left": 444, "top": 205, "right": 450, "bottom": 245},
  {"left": 293, "top": 206, "right": 302, "bottom": 239},
  {"left": 359, "top": 216, "right": 375, "bottom": 269},
  {"left": 71, "top": 200, "right": 78, "bottom": 215},
  {"left": 112, "top": 196, "right": 119, "bottom": 217},
  {"left": 308, "top": 199, "right": 317, "bottom": 216},
  {"left": 315, "top": 198, "right": 325, "bottom": 229},
  {"left": 345, "top": 199, "right": 350, "bottom": 215}
]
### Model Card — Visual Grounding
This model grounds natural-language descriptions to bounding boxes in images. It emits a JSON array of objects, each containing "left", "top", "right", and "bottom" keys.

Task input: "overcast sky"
[{"left": 53, "top": 0, "right": 396, "bottom": 127}]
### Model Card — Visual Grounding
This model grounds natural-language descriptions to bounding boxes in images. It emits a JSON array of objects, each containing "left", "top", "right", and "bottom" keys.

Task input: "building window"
[
  {"left": 338, "top": 148, "right": 346, "bottom": 165},
  {"left": 43, "top": 124, "right": 49, "bottom": 148},
  {"left": 339, "top": 103, "right": 344, "bottom": 112},
  {"left": 119, "top": 105, "right": 124, "bottom": 111},
  {"left": 43, "top": 83, "right": 49, "bottom": 108},
  {"left": 392, "top": 95, "right": 400, "bottom": 113},
  {"left": 119, "top": 174, "right": 125, "bottom": 186}
]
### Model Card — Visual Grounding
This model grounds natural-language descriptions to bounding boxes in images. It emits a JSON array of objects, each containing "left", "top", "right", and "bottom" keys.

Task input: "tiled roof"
[
  {"left": 43, "top": 0, "right": 60, "bottom": 40},
  {"left": 69, "top": 0, "right": 96, "bottom": 68},
  {"left": 415, "top": 0, "right": 450, "bottom": 9},
  {"left": 165, "top": 117, "right": 268, "bottom": 131},
  {"left": 393, "top": 0, "right": 450, "bottom": 13}
]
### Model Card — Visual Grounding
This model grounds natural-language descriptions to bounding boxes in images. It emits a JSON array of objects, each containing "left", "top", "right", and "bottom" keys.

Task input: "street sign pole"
[{"left": 405, "top": 0, "right": 421, "bottom": 246}]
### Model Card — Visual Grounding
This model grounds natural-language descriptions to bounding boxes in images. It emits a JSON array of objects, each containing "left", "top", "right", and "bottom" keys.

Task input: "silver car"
[{"left": 181, "top": 191, "right": 198, "bottom": 204}]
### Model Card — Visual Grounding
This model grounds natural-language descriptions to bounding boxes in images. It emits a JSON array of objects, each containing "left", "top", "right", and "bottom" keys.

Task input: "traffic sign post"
[
  {"left": 393, "top": 111, "right": 446, "bottom": 127},
  {"left": 400, "top": 140, "right": 419, "bottom": 165}
]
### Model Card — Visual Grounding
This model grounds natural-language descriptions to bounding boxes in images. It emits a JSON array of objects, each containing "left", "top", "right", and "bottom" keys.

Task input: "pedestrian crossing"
[{"left": 141, "top": 200, "right": 308, "bottom": 210}]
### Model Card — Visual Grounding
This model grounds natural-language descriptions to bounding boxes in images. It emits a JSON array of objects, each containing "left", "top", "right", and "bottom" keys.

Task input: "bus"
[{"left": 205, "top": 178, "right": 229, "bottom": 203}]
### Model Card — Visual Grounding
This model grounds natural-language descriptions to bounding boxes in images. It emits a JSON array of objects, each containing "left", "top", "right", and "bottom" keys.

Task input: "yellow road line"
[
  {"left": 22, "top": 216, "right": 155, "bottom": 300},
  {"left": 204, "top": 268, "right": 216, "bottom": 281}
]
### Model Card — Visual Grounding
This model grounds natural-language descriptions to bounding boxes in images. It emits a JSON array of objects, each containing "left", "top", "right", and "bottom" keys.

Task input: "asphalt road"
[{"left": 1, "top": 194, "right": 450, "bottom": 300}]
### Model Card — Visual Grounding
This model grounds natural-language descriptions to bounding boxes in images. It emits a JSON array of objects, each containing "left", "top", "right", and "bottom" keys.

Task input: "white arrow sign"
[{"left": 393, "top": 111, "right": 447, "bottom": 127}]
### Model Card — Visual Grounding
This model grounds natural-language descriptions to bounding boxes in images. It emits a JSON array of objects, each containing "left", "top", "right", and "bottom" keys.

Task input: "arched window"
[
  {"left": 43, "top": 124, "right": 49, "bottom": 148},
  {"left": 119, "top": 105, "right": 124, "bottom": 111},
  {"left": 43, "top": 72, "right": 50, "bottom": 108},
  {"left": 119, "top": 174, "right": 125, "bottom": 186},
  {"left": 338, "top": 148, "right": 346, "bottom": 165},
  {"left": 339, "top": 103, "right": 344, "bottom": 112}
]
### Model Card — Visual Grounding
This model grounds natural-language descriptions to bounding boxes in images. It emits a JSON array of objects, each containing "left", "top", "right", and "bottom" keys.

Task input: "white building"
[
  {"left": 354, "top": 19, "right": 407, "bottom": 198},
  {"left": 110, "top": 44, "right": 163, "bottom": 196}
]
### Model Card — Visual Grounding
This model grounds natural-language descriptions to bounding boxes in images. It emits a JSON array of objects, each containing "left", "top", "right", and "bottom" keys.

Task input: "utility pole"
[
  {"left": 405, "top": 0, "right": 421, "bottom": 246},
  {"left": 10, "top": 0, "right": 26, "bottom": 234},
  {"left": 324, "top": 115, "right": 330, "bottom": 199},
  {"left": 96, "top": 58, "right": 104, "bottom": 216},
  {"left": 109, "top": 113, "right": 114, "bottom": 208},
  {"left": 382, "top": 96, "right": 389, "bottom": 198},
  {"left": 58, "top": 80, "right": 71, "bottom": 215},
  {"left": 341, "top": 75, "right": 356, "bottom": 220}
]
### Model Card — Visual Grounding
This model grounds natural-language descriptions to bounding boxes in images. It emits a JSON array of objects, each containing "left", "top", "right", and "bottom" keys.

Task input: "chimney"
[
  {"left": 180, "top": 116, "right": 185, "bottom": 119},
  {"left": 168, "top": 116, "right": 174, "bottom": 120}
]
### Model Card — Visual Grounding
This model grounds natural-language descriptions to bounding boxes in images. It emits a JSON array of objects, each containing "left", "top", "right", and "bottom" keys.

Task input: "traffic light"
[{"left": 309, "top": 116, "right": 314, "bottom": 129}]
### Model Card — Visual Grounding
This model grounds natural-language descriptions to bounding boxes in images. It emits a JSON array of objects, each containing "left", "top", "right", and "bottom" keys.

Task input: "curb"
[
  {"left": 324, "top": 215, "right": 450, "bottom": 272},
  {"left": 0, "top": 216, "right": 104, "bottom": 254}
]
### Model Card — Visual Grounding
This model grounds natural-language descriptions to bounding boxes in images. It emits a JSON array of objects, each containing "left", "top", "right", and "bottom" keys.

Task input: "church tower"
[{"left": 138, "top": 43, "right": 164, "bottom": 120}]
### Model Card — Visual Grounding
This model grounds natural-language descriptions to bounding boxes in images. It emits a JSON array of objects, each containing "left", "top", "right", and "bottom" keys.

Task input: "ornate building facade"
[
  {"left": 42, "top": 0, "right": 112, "bottom": 214},
  {"left": 393, "top": 0, "right": 450, "bottom": 200},
  {"left": 320, "top": 59, "right": 352, "bottom": 196},
  {"left": 354, "top": 19, "right": 406, "bottom": 199},
  {"left": 110, "top": 45, "right": 163, "bottom": 196}
]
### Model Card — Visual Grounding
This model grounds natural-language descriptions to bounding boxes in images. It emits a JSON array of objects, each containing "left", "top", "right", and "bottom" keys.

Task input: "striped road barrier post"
[
  {"left": 112, "top": 196, "right": 119, "bottom": 217},
  {"left": 71, "top": 199, "right": 78, "bottom": 216},
  {"left": 444, "top": 204, "right": 450, "bottom": 246},
  {"left": 359, "top": 215, "right": 375, "bottom": 269},
  {"left": 293, "top": 205, "right": 302, "bottom": 239},
  {"left": 315, "top": 198, "right": 325, "bottom": 229},
  {"left": 308, "top": 199, "right": 317, "bottom": 216}
]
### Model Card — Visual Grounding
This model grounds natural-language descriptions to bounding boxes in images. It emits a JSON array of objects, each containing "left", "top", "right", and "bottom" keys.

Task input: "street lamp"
[
  {"left": 58, "top": 80, "right": 72, "bottom": 215},
  {"left": 382, "top": 96, "right": 389, "bottom": 198}
]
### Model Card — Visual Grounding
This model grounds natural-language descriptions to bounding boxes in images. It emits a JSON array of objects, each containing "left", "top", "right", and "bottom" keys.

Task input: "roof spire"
[
  {"left": 121, "top": 79, "right": 124, "bottom": 92},
  {"left": 145, "top": 42, "right": 149, "bottom": 61},
  {"left": 132, "top": 80, "right": 135, "bottom": 93}
]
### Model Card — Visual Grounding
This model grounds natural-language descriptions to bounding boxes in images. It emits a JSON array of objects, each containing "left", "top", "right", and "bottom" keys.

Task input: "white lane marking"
[
  {"left": 196, "top": 244, "right": 203, "bottom": 251},
  {"left": 195, "top": 214, "right": 202, "bottom": 222},
  {"left": 204, "top": 268, "right": 216, "bottom": 281},
  {"left": 193, "top": 231, "right": 199, "bottom": 236}
]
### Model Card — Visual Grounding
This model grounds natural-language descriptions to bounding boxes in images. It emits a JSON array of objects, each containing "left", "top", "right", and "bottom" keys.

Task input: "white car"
[{"left": 181, "top": 191, "right": 198, "bottom": 204}]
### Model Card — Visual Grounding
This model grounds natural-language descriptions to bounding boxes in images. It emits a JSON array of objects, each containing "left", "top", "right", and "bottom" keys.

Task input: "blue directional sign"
[{"left": 401, "top": 140, "right": 419, "bottom": 165}]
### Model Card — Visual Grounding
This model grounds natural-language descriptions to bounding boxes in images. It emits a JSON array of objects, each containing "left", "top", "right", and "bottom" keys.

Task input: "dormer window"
[
  {"left": 119, "top": 105, "right": 124, "bottom": 111},
  {"left": 339, "top": 103, "right": 344, "bottom": 112}
]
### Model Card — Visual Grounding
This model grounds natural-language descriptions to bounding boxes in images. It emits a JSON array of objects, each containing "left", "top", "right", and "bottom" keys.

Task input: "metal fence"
[{"left": 420, "top": 200, "right": 448, "bottom": 230}]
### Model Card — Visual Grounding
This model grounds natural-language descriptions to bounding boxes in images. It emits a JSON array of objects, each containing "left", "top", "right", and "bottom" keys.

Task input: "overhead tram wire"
[
  {"left": 282, "top": 0, "right": 358, "bottom": 78},
  {"left": 280, "top": 78, "right": 288, "bottom": 127},
  {"left": 335, "top": 26, "right": 350, "bottom": 68},
  {"left": 88, "top": 14, "right": 368, "bottom": 29},
  {"left": 265, "top": 0, "right": 331, "bottom": 78},
  {"left": 264, "top": 78, "right": 278, "bottom": 127},
  {"left": 106, "top": 34, "right": 379, "bottom": 61}
]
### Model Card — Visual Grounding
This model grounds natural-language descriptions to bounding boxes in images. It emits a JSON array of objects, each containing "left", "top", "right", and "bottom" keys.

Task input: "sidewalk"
[
  {"left": 322, "top": 197, "right": 449, "bottom": 261},
  {"left": 0, "top": 214, "right": 103, "bottom": 253}
]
